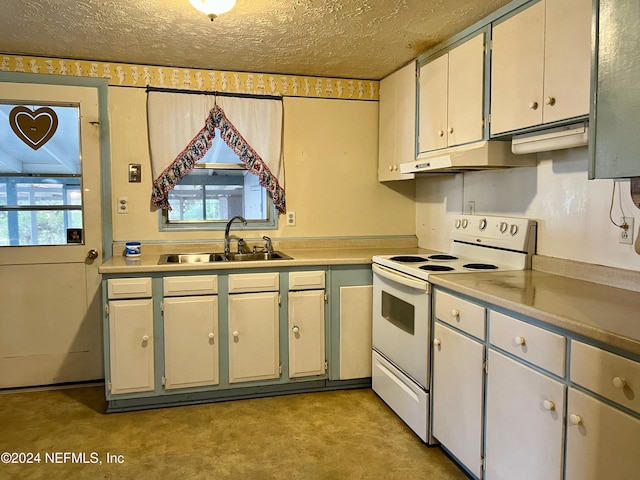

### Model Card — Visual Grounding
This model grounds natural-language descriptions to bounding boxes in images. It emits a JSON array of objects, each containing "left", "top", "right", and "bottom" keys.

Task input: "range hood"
[
  {"left": 400, "top": 140, "right": 536, "bottom": 174},
  {"left": 511, "top": 122, "right": 588, "bottom": 154}
]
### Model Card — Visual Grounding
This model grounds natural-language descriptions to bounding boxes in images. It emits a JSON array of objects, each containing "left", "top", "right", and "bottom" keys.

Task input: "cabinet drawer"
[
  {"left": 570, "top": 340, "right": 640, "bottom": 414},
  {"left": 289, "top": 271, "right": 325, "bottom": 290},
  {"left": 107, "top": 277, "right": 152, "bottom": 299},
  {"left": 434, "top": 290, "right": 486, "bottom": 340},
  {"left": 490, "top": 310, "right": 565, "bottom": 377},
  {"left": 228, "top": 272, "right": 279, "bottom": 293},
  {"left": 163, "top": 275, "right": 218, "bottom": 296}
]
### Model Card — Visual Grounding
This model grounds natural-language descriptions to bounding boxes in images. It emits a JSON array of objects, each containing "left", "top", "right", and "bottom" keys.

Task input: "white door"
[
  {"left": 288, "top": 290, "right": 325, "bottom": 378},
  {"left": 108, "top": 299, "right": 154, "bottom": 395},
  {"left": 0, "top": 82, "right": 103, "bottom": 388},
  {"left": 431, "top": 322, "right": 484, "bottom": 478},
  {"left": 228, "top": 292, "right": 280, "bottom": 383},
  {"left": 163, "top": 295, "right": 219, "bottom": 389},
  {"left": 485, "top": 349, "right": 565, "bottom": 480},
  {"left": 565, "top": 387, "right": 640, "bottom": 480}
]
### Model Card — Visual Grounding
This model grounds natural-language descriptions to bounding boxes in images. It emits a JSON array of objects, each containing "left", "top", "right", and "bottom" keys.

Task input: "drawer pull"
[
  {"left": 433, "top": 338, "right": 441, "bottom": 347},
  {"left": 451, "top": 309, "right": 460, "bottom": 318},
  {"left": 612, "top": 376, "right": 626, "bottom": 389},
  {"left": 542, "top": 400, "right": 556, "bottom": 411},
  {"left": 208, "top": 333, "right": 215, "bottom": 340},
  {"left": 514, "top": 336, "right": 526, "bottom": 346},
  {"left": 232, "top": 330, "right": 239, "bottom": 338},
  {"left": 142, "top": 335, "right": 150, "bottom": 342},
  {"left": 569, "top": 413, "right": 583, "bottom": 425},
  {"left": 292, "top": 326, "right": 300, "bottom": 334}
]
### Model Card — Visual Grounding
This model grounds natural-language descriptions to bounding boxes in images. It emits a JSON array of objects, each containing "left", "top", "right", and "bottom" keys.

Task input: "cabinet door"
[
  {"left": 228, "top": 292, "right": 279, "bottom": 383},
  {"left": 418, "top": 53, "right": 449, "bottom": 152},
  {"left": 485, "top": 349, "right": 565, "bottom": 480},
  {"left": 490, "top": 1, "right": 545, "bottom": 134},
  {"left": 288, "top": 290, "right": 325, "bottom": 378},
  {"left": 447, "top": 32, "right": 485, "bottom": 147},
  {"left": 565, "top": 388, "right": 640, "bottom": 480},
  {"left": 378, "top": 62, "right": 416, "bottom": 181},
  {"left": 108, "top": 299, "right": 154, "bottom": 395},
  {"left": 163, "top": 296, "right": 218, "bottom": 389},
  {"left": 339, "top": 285, "right": 373, "bottom": 379},
  {"left": 543, "top": 0, "right": 591, "bottom": 123},
  {"left": 432, "top": 323, "right": 484, "bottom": 478}
]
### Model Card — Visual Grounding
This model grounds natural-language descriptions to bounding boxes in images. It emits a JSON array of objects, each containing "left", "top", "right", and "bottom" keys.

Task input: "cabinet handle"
[
  {"left": 292, "top": 326, "right": 300, "bottom": 334},
  {"left": 542, "top": 400, "right": 556, "bottom": 411},
  {"left": 393, "top": 165, "right": 399, "bottom": 171},
  {"left": 142, "top": 335, "right": 149, "bottom": 342},
  {"left": 612, "top": 376, "right": 626, "bottom": 389},
  {"left": 528, "top": 100, "right": 539, "bottom": 110},
  {"left": 569, "top": 413, "right": 583, "bottom": 425},
  {"left": 514, "top": 336, "right": 526, "bottom": 346},
  {"left": 451, "top": 309, "right": 460, "bottom": 318},
  {"left": 208, "top": 333, "right": 215, "bottom": 340},
  {"left": 545, "top": 96, "right": 556, "bottom": 106},
  {"left": 448, "top": 127, "right": 454, "bottom": 134},
  {"left": 438, "top": 130, "right": 444, "bottom": 137},
  {"left": 388, "top": 165, "right": 393, "bottom": 172},
  {"left": 232, "top": 330, "right": 239, "bottom": 338},
  {"left": 433, "top": 338, "right": 441, "bottom": 347}
]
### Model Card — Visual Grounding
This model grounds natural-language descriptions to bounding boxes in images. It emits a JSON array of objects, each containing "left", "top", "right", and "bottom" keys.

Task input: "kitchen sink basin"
[{"left": 158, "top": 251, "right": 292, "bottom": 264}]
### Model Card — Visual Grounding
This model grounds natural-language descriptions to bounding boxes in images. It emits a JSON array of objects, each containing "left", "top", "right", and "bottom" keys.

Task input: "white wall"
[{"left": 416, "top": 146, "right": 640, "bottom": 271}]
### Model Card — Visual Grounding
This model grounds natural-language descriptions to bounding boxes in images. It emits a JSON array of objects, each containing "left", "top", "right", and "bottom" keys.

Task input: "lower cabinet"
[
  {"left": 485, "top": 349, "right": 565, "bottom": 480},
  {"left": 228, "top": 291, "right": 280, "bottom": 383},
  {"left": 288, "top": 289, "right": 326, "bottom": 378},
  {"left": 431, "top": 322, "right": 484, "bottom": 478},
  {"left": 565, "top": 388, "right": 640, "bottom": 480},
  {"left": 163, "top": 295, "right": 219, "bottom": 389},
  {"left": 107, "top": 298, "right": 154, "bottom": 395}
]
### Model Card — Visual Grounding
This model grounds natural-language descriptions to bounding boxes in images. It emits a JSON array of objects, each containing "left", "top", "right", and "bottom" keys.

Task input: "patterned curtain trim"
[{"left": 151, "top": 104, "right": 286, "bottom": 214}]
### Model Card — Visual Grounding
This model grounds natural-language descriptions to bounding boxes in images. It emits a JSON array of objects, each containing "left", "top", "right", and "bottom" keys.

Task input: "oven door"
[{"left": 372, "top": 264, "right": 430, "bottom": 388}]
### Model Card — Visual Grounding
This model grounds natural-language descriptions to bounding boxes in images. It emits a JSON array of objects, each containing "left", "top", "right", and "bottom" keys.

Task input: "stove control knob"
[
  {"left": 479, "top": 218, "right": 487, "bottom": 231},
  {"left": 455, "top": 219, "right": 461, "bottom": 229},
  {"left": 461, "top": 219, "right": 469, "bottom": 229},
  {"left": 510, "top": 224, "right": 519, "bottom": 236},
  {"left": 500, "top": 221, "right": 508, "bottom": 233}
]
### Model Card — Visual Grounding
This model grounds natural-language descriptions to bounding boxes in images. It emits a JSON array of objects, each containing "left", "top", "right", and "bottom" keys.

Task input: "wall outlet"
[
  {"left": 619, "top": 217, "right": 634, "bottom": 245},
  {"left": 286, "top": 211, "right": 296, "bottom": 226},
  {"left": 117, "top": 197, "right": 129, "bottom": 214}
]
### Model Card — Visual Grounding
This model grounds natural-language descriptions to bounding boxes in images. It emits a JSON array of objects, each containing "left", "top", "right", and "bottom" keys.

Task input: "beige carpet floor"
[{"left": 0, "top": 386, "right": 468, "bottom": 479}]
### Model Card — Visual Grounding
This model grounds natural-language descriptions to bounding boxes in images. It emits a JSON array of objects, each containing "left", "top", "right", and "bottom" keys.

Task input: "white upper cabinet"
[
  {"left": 418, "top": 31, "right": 485, "bottom": 154},
  {"left": 378, "top": 61, "right": 416, "bottom": 181},
  {"left": 490, "top": 0, "right": 591, "bottom": 135}
]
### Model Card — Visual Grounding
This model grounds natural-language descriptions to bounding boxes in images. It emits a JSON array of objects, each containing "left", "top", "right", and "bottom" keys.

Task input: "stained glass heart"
[{"left": 9, "top": 106, "right": 59, "bottom": 150}]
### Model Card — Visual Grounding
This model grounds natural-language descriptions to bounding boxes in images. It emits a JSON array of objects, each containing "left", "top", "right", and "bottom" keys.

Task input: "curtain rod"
[{"left": 146, "top": 86, "right": 281, "bottom": 101}]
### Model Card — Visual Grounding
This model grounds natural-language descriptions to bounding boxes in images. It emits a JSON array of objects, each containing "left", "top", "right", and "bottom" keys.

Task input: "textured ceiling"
[{"left": 0, "top": 0, "right": 512, "bottom": 80}]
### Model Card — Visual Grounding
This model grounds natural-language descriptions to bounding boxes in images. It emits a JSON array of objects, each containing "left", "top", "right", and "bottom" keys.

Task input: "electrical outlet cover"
[{"left": 620, "top": 217, "right": 634, "bottom": 245}]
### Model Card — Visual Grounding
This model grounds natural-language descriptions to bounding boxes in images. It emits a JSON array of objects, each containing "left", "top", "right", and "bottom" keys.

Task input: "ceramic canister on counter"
[{"left": 125, "top": 241, "right": 141, "bottom": 257}]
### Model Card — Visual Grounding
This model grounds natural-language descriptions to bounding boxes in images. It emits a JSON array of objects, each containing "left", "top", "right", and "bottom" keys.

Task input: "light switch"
[{"left": 128, "top": 163, "right": 141, "bottom": 183}]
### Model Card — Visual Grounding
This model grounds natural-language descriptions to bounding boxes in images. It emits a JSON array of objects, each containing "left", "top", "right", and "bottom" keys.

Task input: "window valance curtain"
[{"left": 147, "top": 91, "right": 285, "bottom": 214}]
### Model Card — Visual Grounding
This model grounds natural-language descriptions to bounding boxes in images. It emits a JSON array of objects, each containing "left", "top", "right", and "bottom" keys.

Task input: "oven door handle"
[{"left": 372, "top": 264, "right": 429, "bottom": 292}]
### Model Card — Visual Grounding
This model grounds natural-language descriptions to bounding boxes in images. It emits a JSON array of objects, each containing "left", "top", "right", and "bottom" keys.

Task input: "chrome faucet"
[{"left": 224, "top": 215, "right": 247, "bottom": 255}]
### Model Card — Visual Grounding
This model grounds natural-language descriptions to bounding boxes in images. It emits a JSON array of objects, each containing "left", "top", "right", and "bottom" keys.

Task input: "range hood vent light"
[{"left": 511, "top": 122, "right": 588, "bottom": 155}]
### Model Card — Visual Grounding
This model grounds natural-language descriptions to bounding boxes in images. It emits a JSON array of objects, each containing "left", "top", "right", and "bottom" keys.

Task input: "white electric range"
[{"left": 371, "top": 214, "right": 537, "bottom": 443}]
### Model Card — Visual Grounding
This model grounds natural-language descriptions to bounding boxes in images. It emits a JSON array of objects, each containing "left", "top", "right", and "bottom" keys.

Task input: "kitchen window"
[
  {"left": 161, "top": 131, "right": 276, "bottom": 230},
  {"left": 148, "top": 91, "right": 285, "bottom": 232}
]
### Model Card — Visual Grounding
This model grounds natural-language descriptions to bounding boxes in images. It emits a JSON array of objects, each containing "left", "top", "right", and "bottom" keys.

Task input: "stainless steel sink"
[
  {"left": 159, "top": 253, "right": 226, "bottom": 264},
  {"left": 158, "top": 251, "right": 292, "bottom": 264},
  {"left": 225, "top": 251, "right": 293, "bottom": 262}
]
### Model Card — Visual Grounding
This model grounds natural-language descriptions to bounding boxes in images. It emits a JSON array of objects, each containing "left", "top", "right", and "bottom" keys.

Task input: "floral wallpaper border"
[{"left": 0, "top": 55, "right": 379, "bottom": 101}]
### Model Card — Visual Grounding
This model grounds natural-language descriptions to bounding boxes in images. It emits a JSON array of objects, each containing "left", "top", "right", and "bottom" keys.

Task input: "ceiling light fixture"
[{"left": 189, "top": 0, "right": 237, "bottom": 21}]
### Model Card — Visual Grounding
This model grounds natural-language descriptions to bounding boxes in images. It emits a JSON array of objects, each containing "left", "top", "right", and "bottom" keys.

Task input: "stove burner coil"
[
  {"left": 419, "top": 265, "right": 456, "bottom": 272},
  {"left": 428, "top": 254, "right": 458, "bottom": 261},
  {"left": 389, "top": 256, "right": 429, "bottom": 262},
  {"left": 463, "top": 263, "right": 498, "bottom": 270}
]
